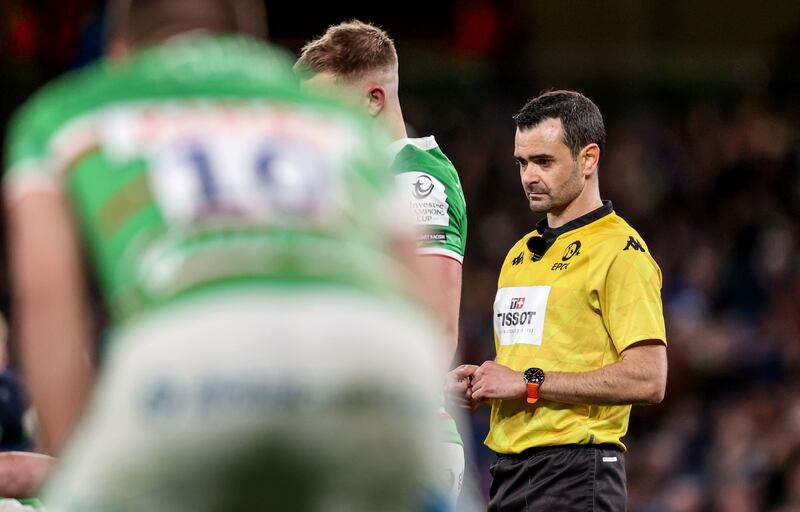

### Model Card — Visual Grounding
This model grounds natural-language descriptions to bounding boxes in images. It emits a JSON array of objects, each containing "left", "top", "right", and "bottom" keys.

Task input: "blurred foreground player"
[
  {"left": 297, "top": 21, "right": 468, "bottom": 505},
  {"left": 4, "top": 1, "right": 449, "bottom": 510}
]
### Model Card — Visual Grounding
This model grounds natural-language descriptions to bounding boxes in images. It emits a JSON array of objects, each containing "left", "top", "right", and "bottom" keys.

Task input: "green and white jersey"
[
  {"left": 4, "top": 35, "right": 402, "bottom": 327},
  {"left": 391, "top": 137, "right": 467, "bottom": 264},
  {"left": 392, "top": 137, "right": 467, "bottom": 446}
]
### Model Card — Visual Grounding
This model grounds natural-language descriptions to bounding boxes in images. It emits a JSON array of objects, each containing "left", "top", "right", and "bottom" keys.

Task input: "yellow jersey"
[{"left": 485, "top": 201, "right": 666, "bottom": 453}]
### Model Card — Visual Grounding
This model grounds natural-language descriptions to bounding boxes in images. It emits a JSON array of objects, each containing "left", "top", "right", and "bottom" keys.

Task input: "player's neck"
[
  {"left": 382, "top": 102, "right": 408, "bottom": 141},
  {"left": 546, "top": 186, "right": 603, "bottom": 229}
]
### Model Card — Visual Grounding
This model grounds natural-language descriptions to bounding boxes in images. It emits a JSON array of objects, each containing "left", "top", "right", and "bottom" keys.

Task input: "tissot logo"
[
  {"left": 624, "top": 236, "right": 645, "bottom": 252},
  {"left": 496, "top": 311, "right": 536, "bottom": 327},
  {"left": 562, "top": 241, "right": 581, "bottom": 261},
  {"left": 511, "top": 252, "right": 524, "bottom": 266},
  {"left": 412, "top": 174, "right": 435, "bottom": 199},
  {"left": 494, "top": 286, "right": 550, "bottom": 346}
]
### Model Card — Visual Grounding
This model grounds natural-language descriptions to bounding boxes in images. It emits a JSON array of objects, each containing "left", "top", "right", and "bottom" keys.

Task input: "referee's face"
[{"left": 514, "top": 119, "right": 584, "bottom": 214}]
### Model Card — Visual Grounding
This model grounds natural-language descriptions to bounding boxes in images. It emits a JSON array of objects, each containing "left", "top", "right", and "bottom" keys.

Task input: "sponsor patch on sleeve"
[
  {"left": 493, "top": 286, "right": 551, "bottom": 346},
  {"left": 417, "top": 231, "right": 448, "bottom": 243},
  {"left": 395, "top": 171, "right": 450, "bottom": 227}
]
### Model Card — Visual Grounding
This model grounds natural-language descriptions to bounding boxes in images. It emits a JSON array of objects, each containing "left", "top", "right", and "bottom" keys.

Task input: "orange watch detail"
[
  {"left": 523, "top": 367, "right": 545, "bottom": 404},
  {"left": 526, "top": 382, "right": 540, "bottom": 404}
]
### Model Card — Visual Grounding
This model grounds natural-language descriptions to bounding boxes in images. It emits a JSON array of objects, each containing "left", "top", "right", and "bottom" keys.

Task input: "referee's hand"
[{"left": 470, "top": 361, "right": 526, "bottom": 401}]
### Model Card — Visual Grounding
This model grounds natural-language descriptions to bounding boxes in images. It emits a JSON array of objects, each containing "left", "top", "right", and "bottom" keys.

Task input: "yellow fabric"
[{"left": 485, "top": 210, "right": 666, "bottom": 453}]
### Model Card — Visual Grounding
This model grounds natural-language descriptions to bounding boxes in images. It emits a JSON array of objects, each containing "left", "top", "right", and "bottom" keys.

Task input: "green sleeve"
[{"left": 393, "top": 151, "right": 467, "bottom": 263}]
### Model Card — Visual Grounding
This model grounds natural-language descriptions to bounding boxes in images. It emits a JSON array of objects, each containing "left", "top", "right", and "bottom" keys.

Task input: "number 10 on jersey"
[{"left": 148, "top": 137, "right": 337, "bottom": 227}]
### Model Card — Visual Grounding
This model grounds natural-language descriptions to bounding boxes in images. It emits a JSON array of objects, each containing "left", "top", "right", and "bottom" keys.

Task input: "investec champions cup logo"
[
  {"left": 412, "top": 175, "right": 435, "bottom": 199},
  {"left": 398, "top": 171, "right": 449, "bottom": 226}
]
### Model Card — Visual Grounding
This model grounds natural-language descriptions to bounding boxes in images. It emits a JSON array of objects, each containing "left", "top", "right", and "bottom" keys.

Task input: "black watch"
[
  {"left": 523, "top": 367, "right": 545, "bottom": 385},
  {"left": 523, "top": 367, "right": 545, "bottom": 404}
]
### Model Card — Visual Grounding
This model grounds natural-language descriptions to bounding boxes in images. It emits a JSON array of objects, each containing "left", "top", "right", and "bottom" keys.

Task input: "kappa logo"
[
  {"left": 411, "top": 174, "right": 435, "bottom": 200},
  {"left": 511, "top": 252, "right": 524, "bottom": 266},
  {"left": 562, "top": 241, "right": 581, "bottom": 261},
  {"left": 624, "top": 236, "right": 646, "bottom": 252},
  {"left": 510, "top": 297, "right": 526, "bottom": 309}
]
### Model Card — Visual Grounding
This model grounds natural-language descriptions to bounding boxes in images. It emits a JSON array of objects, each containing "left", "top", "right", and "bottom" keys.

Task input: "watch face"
[{"left": 524, "top": 367, "right": 545, "bottom": 384}]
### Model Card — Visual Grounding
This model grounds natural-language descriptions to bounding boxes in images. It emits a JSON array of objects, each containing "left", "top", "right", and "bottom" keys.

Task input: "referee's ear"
[{"left": 579, "top": 143, "right": 601, "bottom": 177}]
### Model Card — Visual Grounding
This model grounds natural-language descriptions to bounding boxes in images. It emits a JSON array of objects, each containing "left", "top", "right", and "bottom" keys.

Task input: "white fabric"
[
  {"left": 415, "top": 247, "right": 464, "bottom": 264},
  {"left": 439, "top": 442, "right": 465, "bottom": 508},
  {"left": 45, "top": 289, "right": 449, "bottom": 512},
  {"left": 493, "top": 286, "right": 551, "bottom": 346},
  {"left": 0, "top": 500, "right": 37, "bottom": 512}
]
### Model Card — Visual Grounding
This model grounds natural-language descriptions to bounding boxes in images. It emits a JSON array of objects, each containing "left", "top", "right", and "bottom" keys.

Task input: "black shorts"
[{"left": 488, "top": 444, "right": 626, "bottom": 512}]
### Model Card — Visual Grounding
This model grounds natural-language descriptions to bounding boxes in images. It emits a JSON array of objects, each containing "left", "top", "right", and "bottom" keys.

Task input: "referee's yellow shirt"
[{"left": 486, "top": 201, "right": 666, "bottom": 453}]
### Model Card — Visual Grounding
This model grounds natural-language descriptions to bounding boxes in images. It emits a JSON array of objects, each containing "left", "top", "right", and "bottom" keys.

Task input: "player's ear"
[
  {"left": 106, "top": 38, "right": 131, "bottom": 60},
  {"left": 366, "top": 86, "right": 386, "bottom": 117},
  {"left": 579, "top": 143, "right": 600, "bottom": 177}
]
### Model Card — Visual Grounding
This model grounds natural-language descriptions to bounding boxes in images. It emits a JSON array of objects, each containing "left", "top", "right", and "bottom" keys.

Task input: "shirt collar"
[
  {"left": 527, "top": 200, "right": 614, "bottom": 260},
  {"left": 536, "top": 200, "right": 613, "bottom": 236}
]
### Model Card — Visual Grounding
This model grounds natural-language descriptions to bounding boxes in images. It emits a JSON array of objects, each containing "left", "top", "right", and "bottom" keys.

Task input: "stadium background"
[{"left": 0, "top": 1, "right": 799, "bottom": 510}]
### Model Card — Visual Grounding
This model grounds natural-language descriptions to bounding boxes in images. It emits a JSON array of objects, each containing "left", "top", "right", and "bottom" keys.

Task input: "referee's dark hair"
[{"left": 513, "top": 90, "right": 606, "bottom": 159}]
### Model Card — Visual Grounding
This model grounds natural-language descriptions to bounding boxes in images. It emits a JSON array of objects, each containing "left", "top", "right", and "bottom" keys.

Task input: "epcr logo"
[
  {"left": 562, "top": 241, "right": 581, "bottom": 261},
  {"left": 412, "top": 174, "right": 435, "bottom": 199}
]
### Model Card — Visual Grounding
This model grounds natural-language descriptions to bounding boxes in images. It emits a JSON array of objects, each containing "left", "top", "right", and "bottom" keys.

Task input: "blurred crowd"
[{"left": 1, "top": 1, "right": 799, "bottom": 510}]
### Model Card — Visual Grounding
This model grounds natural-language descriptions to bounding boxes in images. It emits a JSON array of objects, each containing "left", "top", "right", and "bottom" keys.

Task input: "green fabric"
[
  {"left": 392, "top": 138, "right": 467, "bottom": 260},
  {"left": 5, "top": 35, "right": 404, "bottom": 325}
]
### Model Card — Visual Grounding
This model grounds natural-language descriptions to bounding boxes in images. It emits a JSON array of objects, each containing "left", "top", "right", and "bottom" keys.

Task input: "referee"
[{"left": 449, "top": 90, "right": 667, "bottom": 511}]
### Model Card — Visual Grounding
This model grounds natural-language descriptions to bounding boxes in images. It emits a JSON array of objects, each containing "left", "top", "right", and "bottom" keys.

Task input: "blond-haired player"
[{"left": 297, "top": 20, "right": 469, "bottom": 506}]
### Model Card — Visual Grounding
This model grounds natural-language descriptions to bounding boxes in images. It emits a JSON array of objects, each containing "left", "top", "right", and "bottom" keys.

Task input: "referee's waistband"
[{"left": 495, "top": 443, "right": 621, "bottom": 461}]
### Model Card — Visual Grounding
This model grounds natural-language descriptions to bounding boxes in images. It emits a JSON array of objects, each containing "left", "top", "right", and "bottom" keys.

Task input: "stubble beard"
[
  {"left": 527, "top": 194, "right": 552, "bottom": 213},
  {"left": 526, "top": 163, "right": 583, "bottom": 214}
]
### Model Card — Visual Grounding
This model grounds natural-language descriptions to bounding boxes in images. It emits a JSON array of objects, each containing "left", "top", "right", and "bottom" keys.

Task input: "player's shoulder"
[
  {"left": 6, "top": 59, "right": 111, "bottom": 167},
  {"left": 391, "top": 136, "right": 459, "bottom": 179},
  {"left": 15, "top": 35, "right": 302, "bottom": 127},
  {"left": 22, "top": 60, "right": 105, "bottom": 120}
]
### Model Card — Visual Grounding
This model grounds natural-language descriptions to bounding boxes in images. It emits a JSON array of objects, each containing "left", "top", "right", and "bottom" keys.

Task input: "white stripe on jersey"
[{"left": 415, "top": 247, "right": 464, "bottom": 264}]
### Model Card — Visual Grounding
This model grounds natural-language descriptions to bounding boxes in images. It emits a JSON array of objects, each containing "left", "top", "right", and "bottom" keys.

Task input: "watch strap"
[{"left": 526, "top": 382, "right": 539, "bottom": 404}]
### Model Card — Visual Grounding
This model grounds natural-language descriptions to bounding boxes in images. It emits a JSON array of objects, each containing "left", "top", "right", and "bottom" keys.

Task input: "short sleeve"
[
  {"left": 601, "top": 247, "right": 667, "bottom": 353},
  {"left": 4, "top": 94, "right": 61, "bottom": 201},
  {"left": 394, "top": 168, "right": 466, "bottom": 263}
]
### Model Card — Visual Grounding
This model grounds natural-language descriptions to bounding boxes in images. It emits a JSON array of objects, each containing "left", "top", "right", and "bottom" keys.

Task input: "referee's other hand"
[{"left": 470, "top": 361, "right": 526, "bottom": 402}]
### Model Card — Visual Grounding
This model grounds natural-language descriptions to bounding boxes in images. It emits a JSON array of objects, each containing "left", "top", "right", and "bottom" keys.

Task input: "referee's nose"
[{"left": 521, "top": 163, "right": 541, "bottom": 188}]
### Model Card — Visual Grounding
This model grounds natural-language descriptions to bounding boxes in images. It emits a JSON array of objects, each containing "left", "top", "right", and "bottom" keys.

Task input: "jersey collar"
[
  {"left": 387, "top": 136, "right": 438, "bottom": 160},
  {"left": 527, "top": 200, "right": 613, "bottom": 260}
]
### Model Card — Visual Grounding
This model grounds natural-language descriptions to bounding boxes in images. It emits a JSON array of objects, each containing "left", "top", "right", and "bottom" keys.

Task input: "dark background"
[{"left": 1, "top": 1, "right": 800, "bottom": 510}]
